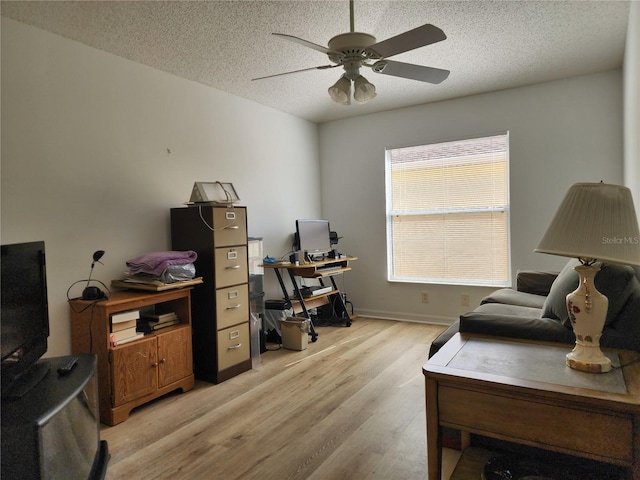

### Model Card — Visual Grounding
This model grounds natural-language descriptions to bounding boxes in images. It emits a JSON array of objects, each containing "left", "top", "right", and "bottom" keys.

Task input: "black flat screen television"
[
  {"left": 295, "top": 219, "right": 332, "bottom": 260},
  {"left": 1, "top": 241, "right": 50, "bottom": 397}
]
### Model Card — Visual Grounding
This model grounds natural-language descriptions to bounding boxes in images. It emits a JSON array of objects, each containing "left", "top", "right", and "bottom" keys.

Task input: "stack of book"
[
  {"left": 136, "top": 311, "right": 180, "bottom": 334},
  {"left": 110, "top": 310, "right": 144, "bottom": 346}
]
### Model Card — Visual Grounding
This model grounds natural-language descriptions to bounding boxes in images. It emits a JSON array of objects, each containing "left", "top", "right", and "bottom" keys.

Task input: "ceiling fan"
[{"left": 253, "top": 0, "right": 450, "bottom": 105}]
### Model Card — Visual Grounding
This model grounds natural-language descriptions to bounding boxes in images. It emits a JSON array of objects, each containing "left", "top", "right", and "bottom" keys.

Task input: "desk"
[
  {"left": 423, "top": 333, "right": 640, "bottom": 479},
  {"left": 264, "top": 256, "right": 357, "bottom": 341}
]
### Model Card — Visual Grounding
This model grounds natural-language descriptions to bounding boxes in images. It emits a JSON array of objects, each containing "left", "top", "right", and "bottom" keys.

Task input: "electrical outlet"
[
  {"left": 461, "top": 294, "right": 470, "bottom": 307},
  {"left": 421, "top": 292, "right": 429, "bottom": 304}
]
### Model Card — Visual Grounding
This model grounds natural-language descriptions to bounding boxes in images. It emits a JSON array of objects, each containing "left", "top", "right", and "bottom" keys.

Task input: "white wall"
[
  {"left": 624, "top": 1, "right": 640, "bottom": 210},
  {"left": 319, "top": 71, "right": 624, "bottom": 324},
  {"left": 1, "top": 18, "right": 322, "bottom": 357},
  {"left": 2, "top": 15, "right": 633, "bottom": 357}
]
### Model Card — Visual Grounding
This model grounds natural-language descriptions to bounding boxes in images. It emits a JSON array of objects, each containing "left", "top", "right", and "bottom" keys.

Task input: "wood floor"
[{"left": 101, "top": 317, "right": 460, "bottom": 479}]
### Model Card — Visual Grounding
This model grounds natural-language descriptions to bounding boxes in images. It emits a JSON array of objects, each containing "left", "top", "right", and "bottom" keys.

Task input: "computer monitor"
[{"left": 295, "top": 219, "right": 331, "bottom": 260}]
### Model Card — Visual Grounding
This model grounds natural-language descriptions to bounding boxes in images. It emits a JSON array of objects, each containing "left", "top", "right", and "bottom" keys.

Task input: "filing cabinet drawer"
[
  {"left": 214, "top": 246, "right": 248, "bottom": 287},
  {"left": 216, "top": 284, "right": 249, "bottom": 330},
  {"left": 217, "top": 323, "right": 250, "bottom": 371},
  {"left": 213, "top": 208, "right": 247, "bottom": 246}
]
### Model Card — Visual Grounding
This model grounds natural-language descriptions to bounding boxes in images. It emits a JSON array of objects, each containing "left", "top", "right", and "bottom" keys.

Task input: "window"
[{"left": 385, "top": 133, "right": 510, "bottom": 286}]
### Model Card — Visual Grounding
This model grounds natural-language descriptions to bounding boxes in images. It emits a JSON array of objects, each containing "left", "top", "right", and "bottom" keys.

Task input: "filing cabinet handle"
[
  {"left": 228, "top": 343, "right": 242, "bottom": 350},
  {"left": 226, "top": 265, "right": 241, "bottom": 270},
  {"left": 226, "top": 304, "right": 242, "bottom": 310},
  {"left": 225, "top": 225, "right": 240, "bottom": 230}
]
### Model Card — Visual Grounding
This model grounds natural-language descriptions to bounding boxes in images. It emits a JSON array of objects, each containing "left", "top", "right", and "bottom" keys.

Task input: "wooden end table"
[{"left": 423, "top": 333, "right": 640, "bottom": 480}]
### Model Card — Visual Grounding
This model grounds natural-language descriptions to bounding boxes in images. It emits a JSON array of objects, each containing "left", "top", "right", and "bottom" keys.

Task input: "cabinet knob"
[
  {"left": 226, "top": 304, "right": 242, "bottom": 310},
  {"left": 152, "top": 362, "right": 158, "bottom": 368},
  {"left": 225, "top": 225, "right": 240, "bottom": 230},
  {"left": 160, "top": 358, "right": 166, "bottom": 364},
  {"left": 228, "top": 343, "right": 242, "bottom": 350},
  {"left": 226, "top": 265, "right": 241, "bottom": 270}
]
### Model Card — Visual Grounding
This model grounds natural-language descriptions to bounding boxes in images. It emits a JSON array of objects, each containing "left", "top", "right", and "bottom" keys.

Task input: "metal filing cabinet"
[{"left": 170, "top": 205, "right": 251, "bottom": 383}]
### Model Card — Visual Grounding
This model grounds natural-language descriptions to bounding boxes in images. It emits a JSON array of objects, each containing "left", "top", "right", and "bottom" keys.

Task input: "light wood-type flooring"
[{"left": 101, "top": 317, "right": 461, "bottom": 479}]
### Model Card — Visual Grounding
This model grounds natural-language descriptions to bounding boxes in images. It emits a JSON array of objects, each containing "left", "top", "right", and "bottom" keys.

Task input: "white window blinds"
[{"left": 385, "top": 133, "right": 511, "bottom": 286}]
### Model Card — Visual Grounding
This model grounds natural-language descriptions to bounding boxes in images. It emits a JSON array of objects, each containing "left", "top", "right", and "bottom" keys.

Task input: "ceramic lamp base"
[
  {"left": 565, "top": 264, "right": 611, "bottom": 374},
  {"left": 566, "top": 345, "right": 612, "bottom": 373}
]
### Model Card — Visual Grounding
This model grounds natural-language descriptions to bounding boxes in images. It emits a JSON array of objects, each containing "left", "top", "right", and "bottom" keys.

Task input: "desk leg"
[
  {"left": 426, "top": 377, "right": 442, "bottom": 480},
  {"left": 272, "top": 268, "right": 292, "bottom": 305},
  {"left": 327, "top": 277, "right": 351, "bottom": 326}
]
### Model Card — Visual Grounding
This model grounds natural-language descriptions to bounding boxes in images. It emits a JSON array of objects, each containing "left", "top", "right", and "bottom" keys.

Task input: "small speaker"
[
  {"left": 289, "top": 252, "right": 299, "bottom": 265},
  {"left": 82, "top": 286, "right": 105, "bottom": 300}
]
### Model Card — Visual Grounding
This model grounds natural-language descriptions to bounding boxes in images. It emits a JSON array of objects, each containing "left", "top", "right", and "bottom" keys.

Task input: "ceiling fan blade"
[
  {"left": 252, "top": 64, "right": 340, "bottom": 81},
  {"left": 365, "top": 24, "right": 446, "bottom": 59},
  {"left": 372, "top": 60, "right": 450, "bottom": 84},
  {"left": 272, "top": 33, "right": 333, "bottom": 55}
]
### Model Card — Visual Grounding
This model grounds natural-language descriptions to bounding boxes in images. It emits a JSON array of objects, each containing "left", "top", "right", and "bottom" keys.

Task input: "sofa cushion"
[
  {"left": 481, "top": 289, "right": 547, "bottom": 309},
  {"left": 516, "top": 270, "right": 559, "bottom": 296},
  {"left": 541, "top": 259, "right": 580, "bottom": 324},
  {"left": 605, "top": 274, "right": 640, "bottom": 329},
  {"left": 541, "top": 260, "right": 635, "bottom": 328}
]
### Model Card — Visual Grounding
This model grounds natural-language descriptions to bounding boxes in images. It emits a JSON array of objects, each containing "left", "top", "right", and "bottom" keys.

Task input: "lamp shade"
[
  {"left": 353, "top": 75, "right": 376, "bottom": 103},
  {"left": 328, "top": 76, "right": 351, "bottom": 105},
  {"left": 535, "top": 182, "right": 640, "bottom": 266}
]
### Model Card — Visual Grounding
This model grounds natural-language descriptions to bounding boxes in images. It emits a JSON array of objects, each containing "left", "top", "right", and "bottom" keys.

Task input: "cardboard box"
[{"left": 280, "top": 317, "right": 309, "bottom": 351}]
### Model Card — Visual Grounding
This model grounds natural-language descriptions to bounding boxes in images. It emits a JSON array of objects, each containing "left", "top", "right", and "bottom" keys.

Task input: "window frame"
[{"left": 385, "top": 132, "right": 511, "bottom": 287}]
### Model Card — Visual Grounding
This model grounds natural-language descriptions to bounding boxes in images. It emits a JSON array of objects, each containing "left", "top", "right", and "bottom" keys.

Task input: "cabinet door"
[
  {"left": 157, "top": 326, "right": 193, "bottom": 388},
  {"left": 213, "top": 207, "right": 247, "bottom": 246},
  {"left": 111, "top": 338, "right": 158, "bottom": 406}
]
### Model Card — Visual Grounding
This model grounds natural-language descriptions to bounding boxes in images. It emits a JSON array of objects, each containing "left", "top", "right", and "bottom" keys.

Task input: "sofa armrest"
[
  {"left": 428, "top": 321, "right": 459, "bottom": 358},
  {"left": 516, "top": 270, "right": 559, "bottom": 296},
  {"left": 459, "top": 311, "right": 575, "bottom": 345}
]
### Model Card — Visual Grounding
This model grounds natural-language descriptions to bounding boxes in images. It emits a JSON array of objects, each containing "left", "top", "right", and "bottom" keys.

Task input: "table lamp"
[{"left": 535, "top": 182, "right": 640, "bottom": 373}]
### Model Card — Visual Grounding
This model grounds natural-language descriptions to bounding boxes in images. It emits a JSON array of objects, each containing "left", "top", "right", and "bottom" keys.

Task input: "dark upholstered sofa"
[{"left": 429, "top": 259, "right": 640, "bottom": 358}]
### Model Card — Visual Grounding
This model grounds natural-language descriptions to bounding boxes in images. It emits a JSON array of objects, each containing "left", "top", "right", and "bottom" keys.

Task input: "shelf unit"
[{"left": 69, "top": 288, "right": 195, "bottom": 425}]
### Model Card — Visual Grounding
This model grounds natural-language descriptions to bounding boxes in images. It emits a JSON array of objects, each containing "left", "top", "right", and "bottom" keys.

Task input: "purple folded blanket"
[{"left": 126, "top": 251, "right": 198, "bottom": 277}]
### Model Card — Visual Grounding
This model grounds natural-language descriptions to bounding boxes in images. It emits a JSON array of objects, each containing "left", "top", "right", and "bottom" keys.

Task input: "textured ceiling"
[{"left": 1, "top": 0, "right": 631, "bottom": 124}]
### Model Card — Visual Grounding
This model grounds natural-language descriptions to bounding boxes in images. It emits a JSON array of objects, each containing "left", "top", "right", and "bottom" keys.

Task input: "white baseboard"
[{"left": 354, "top": 309, "right": 456, "bottom": 326}]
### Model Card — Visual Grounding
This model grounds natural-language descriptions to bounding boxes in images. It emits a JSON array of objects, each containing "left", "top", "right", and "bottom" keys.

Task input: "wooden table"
[{"left": 423, "top": 333, "right": 640, "bottom": 480}]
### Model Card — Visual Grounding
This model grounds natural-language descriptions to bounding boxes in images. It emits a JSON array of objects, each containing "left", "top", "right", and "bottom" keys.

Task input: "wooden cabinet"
[
  {"left": 69, "top": 288, "right": 195, "bottom": 425},
  {"left": 170, "top": 205, "right": 252, "bottom": 383}
]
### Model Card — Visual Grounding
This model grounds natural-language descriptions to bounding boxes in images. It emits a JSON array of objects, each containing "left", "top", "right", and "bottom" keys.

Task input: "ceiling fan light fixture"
[
  {"left": 328, "top": 76, "right": 351, "bottom": 105},
  {"left": 353, "top": 75, "right": 376, "bottom": 103}
]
